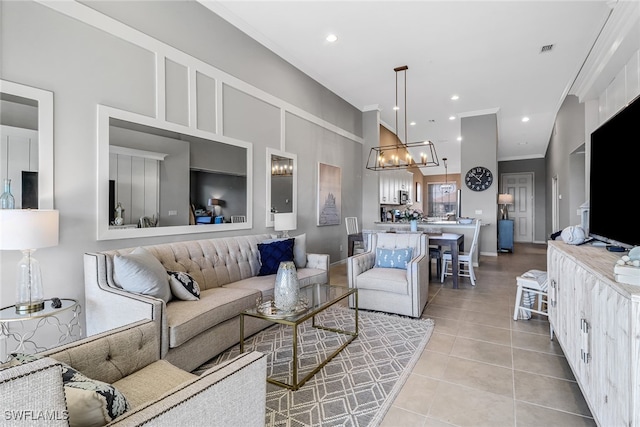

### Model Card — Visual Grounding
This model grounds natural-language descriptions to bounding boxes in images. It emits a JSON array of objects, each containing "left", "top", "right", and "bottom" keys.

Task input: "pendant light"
[{"left": 366, "top": 65, "right": 439, "bottom": 171}]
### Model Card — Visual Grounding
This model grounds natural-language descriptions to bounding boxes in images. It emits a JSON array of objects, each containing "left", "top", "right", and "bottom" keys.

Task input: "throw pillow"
[
  {"left": 9, "top": 353, "right": 130, "bottom": 427},
  {"left": 376, "top": 247, "right": 414, "bottom": 269},
  {"left": 114, "top": 247, "right": 171, "bottom": 303},
  {"left": 263, "top": 234, "right": 307, "bottom": 268},
  {"left": 257, "top": 238, "right": 295, "bottom": 276},
  {"left": 167, "top": 271, "right": 200, "bottom": 301}
]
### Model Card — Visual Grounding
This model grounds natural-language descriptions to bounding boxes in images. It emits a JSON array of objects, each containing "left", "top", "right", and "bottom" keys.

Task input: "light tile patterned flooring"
[{"left": 330, "top": 243, "right": 596, "bottom": 427}]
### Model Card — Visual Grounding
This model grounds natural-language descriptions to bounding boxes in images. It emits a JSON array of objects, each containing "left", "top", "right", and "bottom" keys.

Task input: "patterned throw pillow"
[
  {"left": 168, "top": 271, "right": 201, "bottom": 301},
  {"left": 9, "top": 353, "right": 130, "bottom": 426},
  {"left": 376, "top": 247, "right": 414, "bottom": 269},
  {"left": 257, "top": 238, "right": 295, "bottom": 276}
]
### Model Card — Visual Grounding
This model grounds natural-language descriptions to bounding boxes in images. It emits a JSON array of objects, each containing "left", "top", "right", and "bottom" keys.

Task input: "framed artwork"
[
  {"left": 317, "top": 162, "right": 341, "bottom": 226},
  {"left": 415, "top": 181, "right": 422, "bottom": 202}
]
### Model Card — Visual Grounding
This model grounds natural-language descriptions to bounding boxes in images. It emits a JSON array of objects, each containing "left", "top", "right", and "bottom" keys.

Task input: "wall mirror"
[
  {"left": 266, "top": 147, "right": 297, "bottom": 227},
  {"left": 0, "top": 80, "right": 54, "bottom": 209},
  {"left": 97, "top": 105, "right": 252, "bottom": 240}
]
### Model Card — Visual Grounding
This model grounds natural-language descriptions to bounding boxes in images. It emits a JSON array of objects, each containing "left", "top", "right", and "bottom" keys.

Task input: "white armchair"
[{"left": 347, "top": 232, "right": 429, "bottom": 318}]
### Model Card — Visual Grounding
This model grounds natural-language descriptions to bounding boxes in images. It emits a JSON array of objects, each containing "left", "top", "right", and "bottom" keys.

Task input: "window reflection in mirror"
[
  {"left": 0, "top": 80, "right": 53, "bottom": 209},
  {"left": 266, "top": 148, "right": 296, "bottom": 227},
  {"left": 98, "top": 106, "right": 251, "bottom": 240}
]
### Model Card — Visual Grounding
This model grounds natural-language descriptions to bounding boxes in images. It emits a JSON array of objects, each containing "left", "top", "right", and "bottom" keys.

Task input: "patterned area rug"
[{"left": 194, "top": 307, "right": 434, "bottom": 427}]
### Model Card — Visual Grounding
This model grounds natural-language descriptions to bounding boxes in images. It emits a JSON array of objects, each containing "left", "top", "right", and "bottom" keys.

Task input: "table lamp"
[
  {"left": 0, "top": 209, "right": 59, "bottom": 313},
  {"left": 498, "top": 193, "right": 514, "bottom": 220},
  {"left": 274, "top": 213, "right": 296, "bottom": 238},
  {"left": 208, "top": 198, "right": 221, "bottom": 217}
]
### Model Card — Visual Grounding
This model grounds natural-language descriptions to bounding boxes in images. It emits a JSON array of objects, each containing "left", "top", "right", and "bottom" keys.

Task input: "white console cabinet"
[{"left": 547, "top": 240, "right": 640, "bottom": 427}]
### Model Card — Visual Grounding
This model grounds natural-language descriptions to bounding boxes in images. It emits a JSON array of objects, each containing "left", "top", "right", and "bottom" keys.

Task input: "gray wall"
[
  {"left": 498, "top": 158, "right": 547, "bottom": 242},
  {"left": 0, "top": 1, "right": 363, "bottom": 322},
  {"left": 460, "top": 113, "right": 499, "bottom": 256},
  {"left": 545, "top": 95, "right": 586, "bottom": 237}
]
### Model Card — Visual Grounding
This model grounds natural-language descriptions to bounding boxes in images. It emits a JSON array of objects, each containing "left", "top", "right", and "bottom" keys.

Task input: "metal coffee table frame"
[{"left": 240, "top": 283, "right": 358, "bottom": 390}]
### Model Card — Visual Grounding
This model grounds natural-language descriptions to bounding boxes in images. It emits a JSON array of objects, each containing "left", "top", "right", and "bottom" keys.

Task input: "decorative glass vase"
[
  {"left": 1, "top": 178, "right": 15, "bottom": 209},
  {"left": 410, "top": 219, "right": 418, "bottom": 232},
  {"left": 274, "top": 261, "right": 299, "bottom": 312}
]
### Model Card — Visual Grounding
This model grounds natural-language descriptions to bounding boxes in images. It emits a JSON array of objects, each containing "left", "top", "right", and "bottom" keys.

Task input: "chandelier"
[
  {"left": 366, "top": 65, "right": 439, "bottom": 171},
  {"left": 271, "top": 155, "right": 293, "bottom": 176}
]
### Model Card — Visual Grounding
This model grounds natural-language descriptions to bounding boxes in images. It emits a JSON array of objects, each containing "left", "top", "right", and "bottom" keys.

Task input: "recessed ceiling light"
[
  {"left": 449, "top": 116, "right": 456, "bottom": 121},
  {"left": 410, "top": 121, "right": 416, "bottom": 126},
  {"left": 457, "top": 136, "right": 462, "bottom": 141},
  {"left": 451, "top": 95, "right": 459, "bottom": 100},
  {"left": 326, "top": 34, "right": 338, "bottom": 43},
  {"left": 522, "top": 117, "right": 530, "bottom": 122}
]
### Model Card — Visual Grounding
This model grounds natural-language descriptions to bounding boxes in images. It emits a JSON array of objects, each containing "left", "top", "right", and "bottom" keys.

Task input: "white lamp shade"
[
  {"left": 273, "top": 212, "right": 296, "bottom": 232},
  {"left": 0, "top": 209, "right": 59, "bottom": 250},
  {"left": 498, "top": 194, "right": 514, "bottom": 205}
]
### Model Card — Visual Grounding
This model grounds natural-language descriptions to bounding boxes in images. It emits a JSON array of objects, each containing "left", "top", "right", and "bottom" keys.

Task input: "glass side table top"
[
  {"left": 0, "top": 299, "right": 78, "bottom": 322},
  {"left": 243, "top": 283, "right": 355, "bottom": 323}
]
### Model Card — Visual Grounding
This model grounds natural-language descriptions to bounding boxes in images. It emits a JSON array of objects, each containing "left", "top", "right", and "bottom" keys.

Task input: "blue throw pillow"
[
  {"left": 376, "top": 247, "right": 414, "bottom": 269},
  {"left": 258, "top": 238, "right": 295, "bottom": 276}
]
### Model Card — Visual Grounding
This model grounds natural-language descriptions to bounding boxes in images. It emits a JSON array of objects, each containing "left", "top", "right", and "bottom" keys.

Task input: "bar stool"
[{"left": 513, "top": 269, "right": 553, "bottom": 339}]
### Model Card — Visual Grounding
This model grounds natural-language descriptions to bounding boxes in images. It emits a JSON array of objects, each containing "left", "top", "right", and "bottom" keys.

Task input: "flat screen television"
[{"left": 589, "top": 94, "right": 640, "bottom": 249}]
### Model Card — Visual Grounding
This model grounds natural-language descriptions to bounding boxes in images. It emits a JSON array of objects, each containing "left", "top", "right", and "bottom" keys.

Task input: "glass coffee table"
[{"left": 240, "top": 283, "right": 358, "bottom": 390}]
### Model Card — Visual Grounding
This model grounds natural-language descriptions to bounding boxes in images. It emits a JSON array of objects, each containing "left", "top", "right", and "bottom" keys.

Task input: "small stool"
[{"left": 513, "top": 270, "right": 553, "bottom": 339}]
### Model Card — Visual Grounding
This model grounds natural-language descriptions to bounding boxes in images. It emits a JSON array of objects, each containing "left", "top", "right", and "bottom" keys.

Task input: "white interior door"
[{"left": 502, "top": 173, "right": 534, "bottom": 243}]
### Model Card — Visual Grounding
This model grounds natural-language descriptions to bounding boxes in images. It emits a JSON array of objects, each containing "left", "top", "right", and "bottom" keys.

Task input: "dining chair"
[
  {"left": 231, "top": 215, "right": 246, "bottom": 223},
  {"left": 441, "top": 219, "right": 482, "bottom": 286},
  {"left": 345, "top": 217, "right": 359, "bottom": 235},
  {"left": 345, "top": 217, "right": 365, "bottom": 255}
]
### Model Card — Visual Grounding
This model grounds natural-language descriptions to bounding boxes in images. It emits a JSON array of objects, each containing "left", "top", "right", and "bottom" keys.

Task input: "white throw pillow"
[
  {"left": 264, "top": 233, "right": 307, "bottom": 268},
  {"left": 114, "top": 247, "right": 171, "bottom": 303}
]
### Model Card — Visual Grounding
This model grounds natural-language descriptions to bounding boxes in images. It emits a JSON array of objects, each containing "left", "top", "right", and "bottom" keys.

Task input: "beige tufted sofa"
[
  {"left": 84, "top": 234, "right": 329, "bottom": 371},
  {"left": 0, "top": 320, "right": 267, "bottom": 426}
]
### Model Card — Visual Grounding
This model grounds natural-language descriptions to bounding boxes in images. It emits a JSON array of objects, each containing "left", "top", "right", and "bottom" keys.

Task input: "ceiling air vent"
[{"left": 540, "top": 44, "right": 554, "bottom": 53}]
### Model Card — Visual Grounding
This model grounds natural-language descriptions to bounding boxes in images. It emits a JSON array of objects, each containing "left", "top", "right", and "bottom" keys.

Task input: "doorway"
[{"left": 501, "top": 173, "right": 534, "bottom": 243}]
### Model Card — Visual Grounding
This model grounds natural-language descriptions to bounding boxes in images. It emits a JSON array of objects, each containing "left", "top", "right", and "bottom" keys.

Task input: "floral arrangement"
[{"left": 400, "top": 207, "right": 424, "bottom": 222}]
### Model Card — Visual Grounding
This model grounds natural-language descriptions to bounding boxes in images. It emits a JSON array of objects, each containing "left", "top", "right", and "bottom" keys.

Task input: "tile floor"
[{"left": 330, "top": 242, "right": 596, "bottom": 427}]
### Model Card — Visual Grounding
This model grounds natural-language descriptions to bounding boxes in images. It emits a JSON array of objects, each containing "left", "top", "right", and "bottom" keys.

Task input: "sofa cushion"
[
  {"left": 114, "top": 247, "right": 171, "bottom": 303},
  {"left": 9, "top": 353, "right": 130, "bottom": 427},
  {"left": 168, "top": 271, "right": 200, "bottom": 301},
  {"left": 376, "top": 247, "right": 413, "bottom": 269},
  {"left": 257, "top": 238, "right": 294, "bottom": 276},
  {"left": 113, "top": 359, "right": 196, "bottom": 408},
  {"left": 223, "top": 275, "right": 277, "bottom": 300},
  {"left": 356, "top": 267, "right": 409, "bottom": 295},
  {"left": 166, "top": 287, "right": 259, "bottom": 348}
]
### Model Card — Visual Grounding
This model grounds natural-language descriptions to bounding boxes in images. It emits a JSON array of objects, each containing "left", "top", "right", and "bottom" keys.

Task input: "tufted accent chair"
[
  {"left": 347, "top": 232, "right": 429, "bottom": 318},
  {"left": 1, "top": 320, "right": 267, "bottom": 426}
]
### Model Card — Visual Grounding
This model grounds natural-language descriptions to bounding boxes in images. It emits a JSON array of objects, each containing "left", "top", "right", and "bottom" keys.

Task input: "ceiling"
[{"left": 200, "top": 1, "right": 615, "bottom": 174}]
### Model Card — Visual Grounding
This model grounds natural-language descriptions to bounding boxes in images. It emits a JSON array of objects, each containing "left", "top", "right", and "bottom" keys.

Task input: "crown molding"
[{"left": 571, "top": 1, "right": 640, "bottom": 102}]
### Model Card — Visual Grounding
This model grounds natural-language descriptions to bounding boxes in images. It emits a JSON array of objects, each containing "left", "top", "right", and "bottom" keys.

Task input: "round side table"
[{"left": 0, "top": 298, "right": 82, "bottom": 363}]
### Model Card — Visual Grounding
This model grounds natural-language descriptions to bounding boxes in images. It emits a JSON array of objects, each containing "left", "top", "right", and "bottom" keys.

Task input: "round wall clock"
[{"left": 465, "top": 166, "right": 493, "bottom": 191}]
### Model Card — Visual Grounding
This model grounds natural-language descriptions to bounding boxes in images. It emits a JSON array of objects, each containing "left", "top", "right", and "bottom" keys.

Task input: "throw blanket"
[{"left": 518, "top": 269, "right": 548, "bottom": 320}]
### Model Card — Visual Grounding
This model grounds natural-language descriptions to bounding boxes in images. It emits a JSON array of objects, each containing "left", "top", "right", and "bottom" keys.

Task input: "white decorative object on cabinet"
[{"left": 547, "top": 240, "right": 639, "bottom": 427}]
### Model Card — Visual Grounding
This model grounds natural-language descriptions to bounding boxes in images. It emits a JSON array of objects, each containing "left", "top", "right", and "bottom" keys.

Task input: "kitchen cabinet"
[
  {"left": 379, "top": 171, "right": 412, "bottom": 205},
  {"left": 547, "top": 240, "right": 639, "bottom": 426}
]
